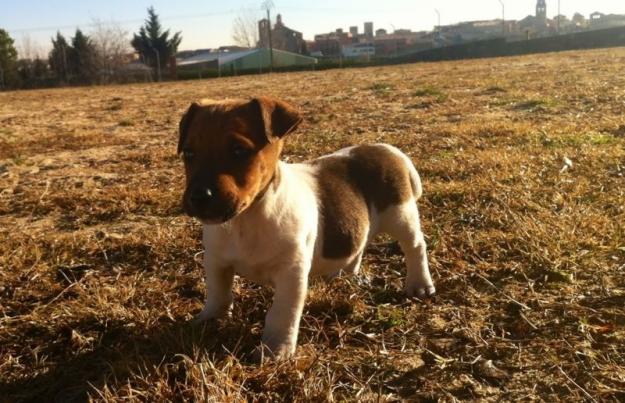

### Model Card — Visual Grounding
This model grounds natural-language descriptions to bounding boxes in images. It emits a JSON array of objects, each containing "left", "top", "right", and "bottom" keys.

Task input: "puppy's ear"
[
  {"left": 251, "top": 97, "right": 302, "bottom": 143},
  {"left": 178, "top": 102, "right": 200, "bottom": 154}
]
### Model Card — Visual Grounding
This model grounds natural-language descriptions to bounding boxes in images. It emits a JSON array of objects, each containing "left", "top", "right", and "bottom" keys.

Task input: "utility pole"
[
  {"left": 498, "top": 0, "right": 505, "bottom": 35},
  {"left": 390, "top": 23, "right": 399, "bottom": 57},
  {"left": 262, "top": 0, "right": 275, "bottom": 72},
  {"left": 557, "top": 0, "right": 561, "bottom": 33},
  {"left": 149, "top": 45, "right": 161, "bottom": 82},
  {"left": 434, "top": 9, "right": 441, "bottom": 46},
  {"left": 61, "top": 43, "right": 68, "bottom": 83}
]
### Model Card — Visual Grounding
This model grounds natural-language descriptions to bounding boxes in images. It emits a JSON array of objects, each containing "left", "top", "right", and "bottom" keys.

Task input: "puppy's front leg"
[
  {"left": 260, "top": 265, "right": 309, "bottom": 360},
  {"left": 193, "top": 258, "right": 234, "bottom": 323}
]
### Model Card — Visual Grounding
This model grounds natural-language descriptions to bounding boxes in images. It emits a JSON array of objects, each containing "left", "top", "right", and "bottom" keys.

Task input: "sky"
[{"left": 2, "top": 0, "right": 624, "bottom": 57}]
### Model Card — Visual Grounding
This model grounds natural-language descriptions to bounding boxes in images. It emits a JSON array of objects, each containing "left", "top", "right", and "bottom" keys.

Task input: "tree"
[
  {"left": 69, "top": 29, "right": 98, "bottom": 84},
  {"left": 49, "top": 32, "right": 71, "bottom": 83},
  {"left": 48, "top": 30, "right": 98, "bottom": 86},
  {"left": 90, "top": 18, "right": 131, "bottom": 82},
  {"left": 131, "top": 7, "right": 182, "bottom": 80},
  {"left": 0, "top": 29, "right": 19, "bottom": 89},
  {"left": 232, "top": 9, "right": 260, "bottom": 48},
  {"left": 17, "top": 57, "right": 49, "bottom": 89}
]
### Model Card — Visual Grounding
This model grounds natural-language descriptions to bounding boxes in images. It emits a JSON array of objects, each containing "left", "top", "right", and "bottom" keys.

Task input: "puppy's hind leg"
[
  {"left": 342, "top": 251, "right": 364, "bottom": 276},
  {"left": 380, "top": 203, "right": 435, "bottom": 299}
]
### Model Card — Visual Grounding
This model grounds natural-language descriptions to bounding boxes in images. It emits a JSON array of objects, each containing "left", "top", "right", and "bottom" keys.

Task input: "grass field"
[{"left": 1, "top": 47, "right": 625, "bottom": 401}]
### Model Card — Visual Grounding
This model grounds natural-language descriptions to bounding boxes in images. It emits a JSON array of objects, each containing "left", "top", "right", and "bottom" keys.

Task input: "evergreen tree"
[
  {"left": 32, "top": 57, "right": 49, "bottom": 79},
  {"left": 0, "top": 29, "right": 19, "bottom": 89},
  {"left": 131, "top": 7, "right": 182, "bottom": 80},
  {"left": 69, "top": 29, "right": 98, "bottom": 84},
  {"left": 17, "top": 57, "right": 50, "bottom": 88},
  {"left": 49, "top": 32, "right": 71, "bottom": 83}
]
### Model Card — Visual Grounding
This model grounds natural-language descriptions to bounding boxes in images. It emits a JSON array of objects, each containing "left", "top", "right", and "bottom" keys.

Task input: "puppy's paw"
[
  {"left": 191, "top": 305, "right": 231, "bottom": 325},
  {"left": 252, "top": 342, "right": 296, "bottom": 363},
  {"left": 405, "top": 283, "right": 436, "bottom": 300}
]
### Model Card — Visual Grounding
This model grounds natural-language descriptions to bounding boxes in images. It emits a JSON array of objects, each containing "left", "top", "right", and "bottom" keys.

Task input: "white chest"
[{"left": 201, "top": 162, "right": 321, "bottom": 285}]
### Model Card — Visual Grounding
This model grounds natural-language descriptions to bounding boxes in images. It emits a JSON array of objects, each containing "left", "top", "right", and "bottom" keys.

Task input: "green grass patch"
[
  {"left": 366, "top": 82, "right": 394, "bottom": 92},
  {"left": 484, "top": 85, "right": 507, "bottom": 94},
  {"left": 589, "top": 132, "right": 617, "bottom": 145},
  {"left": 514, "top": 97, "right": 560, "bottom": 110},
  {"left": 376, "top": 305, "right": 405, "bottom": 329},
  {"left": 434, "top": 150, "right": 456, "bottom": 159},
  {"left": 0, "top": 127, "right": 16, "bottom": 140},
  {"left": 538, "top": 131, "right": 618, "bottom": 148},
  {"left": 11, "top": 155, "right": 26, "bottom": 165},
  {"left": 413, "top": 86, "right": 448, "bottom": 102}
]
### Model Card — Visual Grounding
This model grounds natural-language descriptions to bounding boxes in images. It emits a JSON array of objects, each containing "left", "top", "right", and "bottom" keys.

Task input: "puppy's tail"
[{"left": 407, "top": 160, "right": 423, "bottom": 201}]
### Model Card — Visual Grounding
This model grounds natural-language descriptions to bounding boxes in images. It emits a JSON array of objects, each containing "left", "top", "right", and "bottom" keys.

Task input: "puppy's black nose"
[{"left": 191, "top": 187, "right": 213, "bottom": 203}]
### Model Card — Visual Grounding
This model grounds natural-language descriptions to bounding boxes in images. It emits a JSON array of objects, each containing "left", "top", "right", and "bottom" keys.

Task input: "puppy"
[{"left": 178, "top": 97, "right": 435, "bottom": 359}]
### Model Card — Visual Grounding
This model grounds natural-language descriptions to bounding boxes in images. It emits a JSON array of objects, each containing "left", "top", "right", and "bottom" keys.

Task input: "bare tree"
[
  {"left": 90, "top": 18, "right": 131, "bottom": 82},
  {"left": 232, "top": 9, "right": 260, "bottom": 48},
  {"left": 18, "top": 34, "right": 43, "bottom": 60}
]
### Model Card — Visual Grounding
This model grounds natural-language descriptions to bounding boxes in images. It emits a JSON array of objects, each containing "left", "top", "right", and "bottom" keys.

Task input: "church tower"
[{"left": 536, "top": 0, "right": 547, "bottom": 22}]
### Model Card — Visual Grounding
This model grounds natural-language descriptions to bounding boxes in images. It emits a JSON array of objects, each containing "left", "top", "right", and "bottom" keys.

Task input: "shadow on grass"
[{"left": 0, "top": 317, "right": 257, "bottom": 402}]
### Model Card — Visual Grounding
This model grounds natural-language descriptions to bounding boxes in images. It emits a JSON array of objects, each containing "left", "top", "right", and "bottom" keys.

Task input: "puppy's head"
[{"left": 178, "top": 97, "right": 302, "bottom": 224}]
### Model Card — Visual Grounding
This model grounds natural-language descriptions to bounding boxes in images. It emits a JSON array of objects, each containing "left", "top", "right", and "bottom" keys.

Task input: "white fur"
[{"left": 194, "top": 145, "right": 434, "bottom": 359}]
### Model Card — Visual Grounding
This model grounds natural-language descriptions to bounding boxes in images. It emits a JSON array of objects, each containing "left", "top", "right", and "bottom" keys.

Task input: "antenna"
[
  {"left": 261, "top": 0, "right": 275, "bottom": 72},
  {"left": 498, "top": 0, "right": 505, "bottom": 35},
  {"left": 557, "top": 0, "right": 561, "bottom": 33}
]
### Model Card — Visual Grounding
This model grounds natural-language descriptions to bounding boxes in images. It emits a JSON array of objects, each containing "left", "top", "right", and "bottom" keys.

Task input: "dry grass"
[{"left": 1, "top": 47, "right": 625, "bottom": 402}]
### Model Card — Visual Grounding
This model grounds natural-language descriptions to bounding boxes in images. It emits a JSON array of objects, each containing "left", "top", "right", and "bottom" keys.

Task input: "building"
[
  {"left": 311, "top": 29, "right": 352, "bottom": 57},
  {"left": 519, "top": 0, "right": 552, "bottom": 37},
  {"left": 258, "top": 14, "right": 308, "bottom": 55},
  {"left": 342, "top": 42, "right": 375, "bottom": 59},
  {"left": 436, "top": 20, "right": 518, "bottom": 44},
  {"left": 374, "top": 35, "right": 407, "bottom": 55},
  {"left": 572, "top": 13, "right": 587, "bottom": 28},
  {"left": 536, "top": 0, "right": 547, "bottom": 23},
  {"left": 372, "top": 29, "right": 434, "bottom": 56},
  {"left": 364, "top": 22, "right": 374, "bottom": 39},
  {"left": 309, "top": 0, "right": 625, "bottom": 60},
  {"left": 588, "top": 12, "right": 625, "bottom": 29},
  {"left": 177, "top": 48, "right": 317, "bottom": 76},
  {"left": 312, "top": 22, "right": 435, "bottom": 58}
]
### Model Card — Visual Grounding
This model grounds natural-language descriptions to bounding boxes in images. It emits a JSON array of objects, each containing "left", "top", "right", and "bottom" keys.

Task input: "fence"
[{"left": 393, "top": 25, "right": 625, "bottom": 64}]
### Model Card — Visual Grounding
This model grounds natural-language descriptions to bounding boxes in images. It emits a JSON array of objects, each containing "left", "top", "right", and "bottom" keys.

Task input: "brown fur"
[
  {"left": 312, "top": 145, "right": 415, "bottom": 259},
  {"left": 178, "top": 98, "right": 301, "bottom": 222}
]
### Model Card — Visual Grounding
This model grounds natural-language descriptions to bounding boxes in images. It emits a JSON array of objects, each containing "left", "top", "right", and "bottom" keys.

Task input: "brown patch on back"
[
  {"left": 348, "top": 145, "right": 414, "bottom": 211},
  {"left": 313, "top": 145, "right": 415, "bottom": 259},
  {"left": 314, "top": 158, "right": 370, "bottom": 260}
]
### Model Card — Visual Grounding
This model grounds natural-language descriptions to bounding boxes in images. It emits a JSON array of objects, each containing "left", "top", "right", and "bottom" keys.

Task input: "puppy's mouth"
[{"left": 183, "top": 199, "right": 244, "bottom": 225}]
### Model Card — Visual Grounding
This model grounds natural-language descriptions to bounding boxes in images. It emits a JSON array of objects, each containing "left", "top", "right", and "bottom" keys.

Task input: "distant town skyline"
[{"left": 2, "top": 0, "right": 624, "bottom": 57}]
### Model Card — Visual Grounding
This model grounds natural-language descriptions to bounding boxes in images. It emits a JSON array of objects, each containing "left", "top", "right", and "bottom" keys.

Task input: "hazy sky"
[{"left": 2, "top": 0, "right": 624, "bottom": 56}]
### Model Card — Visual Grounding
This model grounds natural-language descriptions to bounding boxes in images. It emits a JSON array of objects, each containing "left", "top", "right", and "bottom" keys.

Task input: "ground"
[{"left": 1, "top": 47, "right": 624, "bottom": 402}]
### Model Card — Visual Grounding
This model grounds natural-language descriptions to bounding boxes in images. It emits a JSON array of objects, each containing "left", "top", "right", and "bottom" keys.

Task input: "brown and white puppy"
[{"left": 178, "top": 97, "right": 435, "bottom": 359}]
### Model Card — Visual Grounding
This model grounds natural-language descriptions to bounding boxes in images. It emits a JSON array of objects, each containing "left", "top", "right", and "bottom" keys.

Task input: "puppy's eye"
[
  {"left": 232, "top": 145, "right": 252, "bottom": 160},
  {"left": 182, "top": 150, "right": 195, "bottom": 161}
]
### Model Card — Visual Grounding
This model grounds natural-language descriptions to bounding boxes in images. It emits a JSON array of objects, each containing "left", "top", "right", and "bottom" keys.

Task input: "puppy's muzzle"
[{"left": 184, "top": 186, "right": 237, "bottom": 223}]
